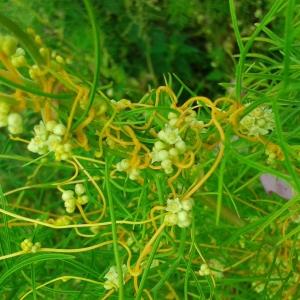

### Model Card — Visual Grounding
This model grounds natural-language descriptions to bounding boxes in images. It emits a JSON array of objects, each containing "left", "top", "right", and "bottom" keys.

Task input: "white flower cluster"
[
  {"left": 199, "top": 259, "right": 224, "bottom": 278},
  {"left": 61, "top": 183, "right": 89, "bottom": 213},
  {"left": 0, "top": 102, "right": 23, "bottom": 135},
  {"left": 27, "top": 120, "right": 72, "bottom": 160},
  {"left": 198, "top": 263, "right": 210, "bottom": 276},
  {"left": 116, "top": 158, "right": 140, "bottom": 180},
  {"left": 164, "top": 197, "right": 194, "bottom": 228},
  {"left": 20, "top": 239, "right": 41, "bottom": 253},
  {"left": 240, "top": 105, "right": 275, "bottom": 136},
  {"left": 151, "top": 112, "right": 187, "bottom": 174},
  {"left": 103, "top": 264, "right": 127, "bottom": 290}
]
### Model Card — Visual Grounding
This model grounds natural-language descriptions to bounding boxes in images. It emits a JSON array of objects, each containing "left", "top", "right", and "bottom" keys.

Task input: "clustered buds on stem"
[
  {"left": 151, "top": 112, "right": 187, "bottom": 174},
  {"left": 0, "top": 102, "right": 23, "bottom": 135},
  {"left": 115, "top": 158, "right": 140, "bottom": 181},
  {"left": 28, "top": 120, "right": 72, "bottom": 160},
  {"left": 61, "top": 183, "right": 89, "bottom": 213},
  {"left": 164, "top": 197, "right": 194, "bottom": 228},
  {"left": 103, "top": 264, "right": 127, "bottom": 290},
  {"left": 198, "top": 259, "right": 224, "bottom": 278},
  {"left": 240, "top": 104, "right": 275, "bottom": 137},
  {"left": 20, "top": 239, "right": 41, "bottom": 253}
]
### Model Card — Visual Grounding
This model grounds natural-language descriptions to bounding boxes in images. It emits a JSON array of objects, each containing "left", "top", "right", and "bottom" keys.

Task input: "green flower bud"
[{"left": 2, "top": 36, "right": 18, "bottom": 56}]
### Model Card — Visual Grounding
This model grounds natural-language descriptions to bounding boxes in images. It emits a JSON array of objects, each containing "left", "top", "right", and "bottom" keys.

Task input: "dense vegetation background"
[
  {"left": 0, "top": 0, "right": 274, "bottom": 98},
  {"left": 1, "top": 1, "right": 300, "bottom": 299}
]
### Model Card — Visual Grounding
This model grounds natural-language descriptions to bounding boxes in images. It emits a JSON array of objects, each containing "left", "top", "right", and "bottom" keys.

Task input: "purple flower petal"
[
  {"left": 260, "top": 173, "right": 294, "bottom": 200},
  {"left": 275, "top": 179, "right": 294, "bottom": 200},
  {"left": 260, "top": 174, "right": 276, "bottom": 195}
]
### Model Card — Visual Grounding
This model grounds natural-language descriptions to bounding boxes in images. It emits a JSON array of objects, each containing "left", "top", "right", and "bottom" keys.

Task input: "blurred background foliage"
[{"left": 0, "top": 0, "right": 275, "bottom": 99}]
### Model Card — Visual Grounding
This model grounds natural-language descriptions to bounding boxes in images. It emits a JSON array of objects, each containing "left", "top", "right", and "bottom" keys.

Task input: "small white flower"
[
  {"left": 75, "top": 183, "right": 85, "bottom": 196},
  {"left": 177, "top": 210, "right": 188, "bottom": 221},
  {"left": 158, "top": 125, "right": 180, "bottom": 145},
  {"left": 53, "top": 123, "right": 66, "bottom": 136},
  {"left": 62, "top": 190, "right": 75, "bottom": 201},
  {"left": 64, "top": 198, "right": 76, "bottom": 213},
  {"left": 153, "top": 141, "right": 166, "bottom": 151},
  {"left": 29, "top": 65, "right": 43, "bottom": 80},
  {"left": 116, "top": 159, "right": 130, "bottom": 172},
  {"left": 47, "top": 134, "right": 62, "bottom": 151},
  {"left": 27, "top": 136, "right": 48, "bottom": 155},
  {"left": 157, "top": 150, "right": 169, "bottom": 161},
  {"left": 31, "top": 242, "right": 41, "bottom": 253},
  {"left": 20, "top": 239, "right": 33, "bottom": 253},
  {"left": 168, "top": 148, "right": 178, "bottom": 157},
  {"left": 161, "top": 159, "right": 173, "bottom": 174},
  {"left": 45, "top": 120, "right": 57, "bottom": 132},
  {"left": 54, "top": 143, "right": 72, "bottom": 161},
  {"left": 150, "top": 150, "right": 160, "bottom": 163},
  {"left": 7, "top": 113, "right": 23, "bottom": 134},
  {"left": 129, "top": 168, "right": 140, "bottom": 180},
  {"left": 103, "top": 265, "right": 127, "bottom": 290},
  {"left": 11, "top": 47, "right": 26, "bottom": 67},
  {"left": 177, "top": 211, "right": 192, "bottom": 228},
  {"left": 175, "top": 140, "right": 186, "bottom": 154},
  {"left": 8, "top": 124, "right": 23, "bottom": 135},
  {"left": 181, "top": 198, "right": 194, "bottom": 211},
  {"left": 164, "top": 213, "right": 178, "bottom": 226},
  {"left": 33, "top": 121, "right": 48, "bottom": 140},
  {"left": 199, "top": 263, "right": 210, "bottom": 276},
  {"left": 76, "top": 195, "right": 89, "bottom": 205},
  {"left": 166, "top": 198, "right": 182, "bottom": 213}
]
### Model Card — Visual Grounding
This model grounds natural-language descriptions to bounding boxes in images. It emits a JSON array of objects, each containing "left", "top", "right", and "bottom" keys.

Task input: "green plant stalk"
[
  {"left": 233, "top": 0, "right": 284, "bottom": 101},
  {"left": 105, "top": 159, "right": 124, "bottom": 300},
  {"left": 0, "top": 185, "right": 11, "bottom": 270},
  {"left": 229, "top": 0, "right": 244, "bottom": 53},
  {"left": 0, "top": 253, "right": 74, "bottom": 285},
  {"left": 135, "top": 233, "right": 163, "bottom": 300},
  {"left": 184, "top": 246, "right": 195, "bottom": 300},
  {"left": 152, "top": 229, "right": 186, "bottom": 294},
  {"left": 271, "top": 0, "right": 300, "bottom": 192},
  {"left": 216, "top": 132, "right": 229, "bottom": 226},
  {"left": 0, "top": 74, "right": 73, "bottom": 99},
  {"left": 72, "top": 0, "right": 101, "bottom": 130},
  {"left": 31, "top": 263, "right": 37, "bottom": 300}
]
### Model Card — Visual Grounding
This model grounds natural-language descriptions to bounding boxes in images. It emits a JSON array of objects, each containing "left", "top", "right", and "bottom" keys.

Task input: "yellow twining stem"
[
  {"left": 0, "top": 52, "right": 20, "bottom": 79},
  {"left": 72, "top": 156, "right": 107, "bottom": 221},
  {"left": 75, "top": 107, "right": 96, "bottom": 150},
  {"left": 65, "top": 87, "right": 86, "bottom": 141}
]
